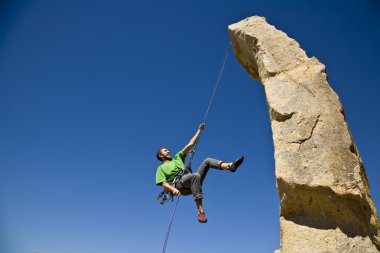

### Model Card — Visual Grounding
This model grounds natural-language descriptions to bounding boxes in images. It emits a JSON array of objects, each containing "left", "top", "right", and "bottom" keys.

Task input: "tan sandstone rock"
[{"left": 228, "top": 16, "right": 380, "bottom": 253}]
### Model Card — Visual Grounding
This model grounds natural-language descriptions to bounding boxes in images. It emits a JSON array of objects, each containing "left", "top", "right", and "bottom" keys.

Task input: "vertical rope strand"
[
  {"left": 161, "top": 196, "right": 180, "bottom": 253},
  {"left": 188, "top": 42, "right": 232, "bottom": 168},
  {"left": 203, "top": 42, "right": 232, "bottom": 124}
]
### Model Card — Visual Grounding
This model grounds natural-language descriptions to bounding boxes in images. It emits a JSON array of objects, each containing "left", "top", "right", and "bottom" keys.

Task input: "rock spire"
[{"left": 228, "top": 16, "right": 380, "bottom": 253}]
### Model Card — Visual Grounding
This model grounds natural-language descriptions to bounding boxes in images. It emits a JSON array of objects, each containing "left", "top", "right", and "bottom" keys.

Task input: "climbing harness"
[
  {"left": 156, "top": 163, "right": 193, "bottom": 205},
  {"left": 159, "top": 42, "right": 232, "bottom": 253}
]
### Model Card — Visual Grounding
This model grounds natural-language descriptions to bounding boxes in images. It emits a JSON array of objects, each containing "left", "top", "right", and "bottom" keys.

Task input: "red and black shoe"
[
  {"left": 230, "top": 156, "right": 244, "bottom": 172},
  {"left": 198, "top": 212, "right": 208, "bottom": 223}
]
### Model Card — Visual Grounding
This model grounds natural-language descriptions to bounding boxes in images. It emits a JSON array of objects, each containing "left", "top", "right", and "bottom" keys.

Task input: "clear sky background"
[{"left": 1, "top": 1, "right": 379, "bottom": 253}]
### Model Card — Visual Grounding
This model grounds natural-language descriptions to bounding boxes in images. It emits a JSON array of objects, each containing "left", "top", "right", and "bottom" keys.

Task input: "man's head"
[{"left": 156, "top": 147, "right": 172, "bottom": 162}]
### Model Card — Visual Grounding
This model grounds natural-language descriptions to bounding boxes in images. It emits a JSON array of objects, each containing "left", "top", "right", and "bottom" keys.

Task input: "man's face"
[{"left": 159, "top": 148, "right": 172, "bottom": 161}]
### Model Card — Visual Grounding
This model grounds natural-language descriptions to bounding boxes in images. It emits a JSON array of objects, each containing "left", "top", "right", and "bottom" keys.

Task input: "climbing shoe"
[
  {"left": 230, "top": 156, "right": 244, "bottom": 172},
  {"left": 198, "top": 212, "right": 208, "bottom": 223}
]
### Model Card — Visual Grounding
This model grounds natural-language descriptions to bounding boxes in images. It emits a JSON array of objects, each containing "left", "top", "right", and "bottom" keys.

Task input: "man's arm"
[
  {"left": 162, "top": 182, "right": 180, "bottom": 195},
  {"left": 183, "top": 123, "right": 205, "bottom": 155}
]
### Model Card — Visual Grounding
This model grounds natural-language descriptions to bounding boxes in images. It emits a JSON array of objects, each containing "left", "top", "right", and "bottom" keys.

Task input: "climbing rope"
[
  {"left": 203, "top": 42, "right": 232, "bottom": 124},
  {"left": 162, "top": 196, "right": 180, "bottom": 253},
  {"left": 188, "top": 42, "right": 232, "bottom": 168},
  {"left": 161, "top": 42, "right": 232, "bottom": 253}
]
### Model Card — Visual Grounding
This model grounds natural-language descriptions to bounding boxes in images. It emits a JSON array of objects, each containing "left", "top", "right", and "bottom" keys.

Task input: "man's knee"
[
  {"left": 202, "top": 157, "right": 222, "bottom": 169},
  {"left": 194, "top": 194, "right": 203, "bottom": 200},
  {"left": 203, "top": 158, "right": 214, "bottom": 165},
  {"left": 192, "top": 172, "right": 201, "bottom": 181}
]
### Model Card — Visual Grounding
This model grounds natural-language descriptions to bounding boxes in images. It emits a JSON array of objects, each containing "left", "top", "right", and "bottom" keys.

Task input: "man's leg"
[
  {"left": 176, "top": 173, "right": 202, "bottom": 199},
  {"left": 176, "top": 173, "right": 207, "bottom": 223},
  {"left": 196, "top": 157, "right": 233, "bottom": 184},
  {"left": 180, "top": 157, "right": 244, "bottom": 196},
  {"left": 177, "top": 156, "right": 244, "bottom": 223},
  {"left": 194, "top": 156, "right": 244, "bottom": 222}
]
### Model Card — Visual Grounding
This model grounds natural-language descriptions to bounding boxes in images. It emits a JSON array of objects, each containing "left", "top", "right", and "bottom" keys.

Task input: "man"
[{"left": 155, "top": 123, "right": 244, "bottom": 223}]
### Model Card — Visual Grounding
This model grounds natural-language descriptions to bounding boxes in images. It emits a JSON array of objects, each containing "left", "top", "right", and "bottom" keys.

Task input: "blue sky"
[{"left": 1, "top": 1, "right": 379, "bottom": 253}]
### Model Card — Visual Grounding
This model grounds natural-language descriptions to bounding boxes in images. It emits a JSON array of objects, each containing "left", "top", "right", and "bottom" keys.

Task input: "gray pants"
[{"left": 175, "top": 158, "right": 223, "bottom": 200}]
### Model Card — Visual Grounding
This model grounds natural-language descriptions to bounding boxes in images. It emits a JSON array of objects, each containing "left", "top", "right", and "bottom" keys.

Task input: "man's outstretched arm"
[{"left": 183, "top": 123, "right": 205, "bottom": 155}]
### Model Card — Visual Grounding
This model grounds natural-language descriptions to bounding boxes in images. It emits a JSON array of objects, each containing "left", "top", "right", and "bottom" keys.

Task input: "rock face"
[{"left": 228, "top": 16, "right": 380, "bottom": 253}]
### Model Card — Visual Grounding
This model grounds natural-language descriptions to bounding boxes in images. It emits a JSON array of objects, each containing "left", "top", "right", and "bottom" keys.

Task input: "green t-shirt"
[{"left": 156, "top": 150, "right": 186, "bottom": 185}]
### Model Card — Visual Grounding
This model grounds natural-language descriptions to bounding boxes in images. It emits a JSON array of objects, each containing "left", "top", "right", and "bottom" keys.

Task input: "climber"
[{"left": 155, "top": 123, "right": 244, "bottom": 223}]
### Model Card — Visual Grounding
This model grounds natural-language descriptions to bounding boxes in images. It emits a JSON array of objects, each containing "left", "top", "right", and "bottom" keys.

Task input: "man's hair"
[{"left": 156, "top": 147, "right": 165, "bottom": 162}]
